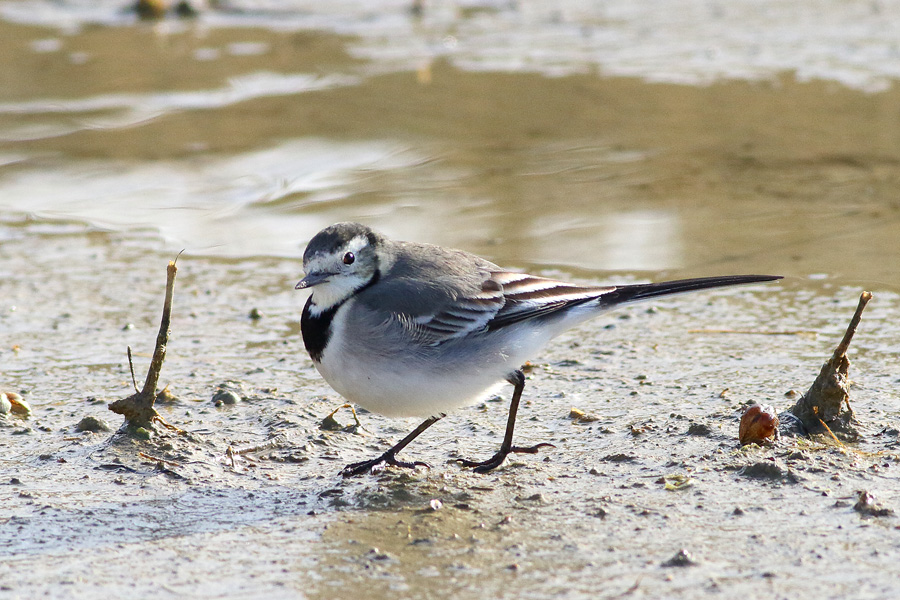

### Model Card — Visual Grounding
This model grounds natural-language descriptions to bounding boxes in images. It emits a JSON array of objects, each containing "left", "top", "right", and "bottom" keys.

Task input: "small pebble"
[
  {"left": 75, "top": 416, "right": 112, "bottom": 433},
  {"left": 569, "top": 407, "right": 599, "bottom": 423},
  {"left": 662, "top": 548, "right": 698, "bottom": 567},
  {"left": 854, "top": 490, "right": 894, "bottom": 517},
  {"left": 686, "top": 422, "right": 712, "bottom": 436},
  {"left": 517, "top": 493, "right": 544, "bottom": 503},
  {"left": 319, "top": 413, "right": 343, "bottom": 431},
  {"left": 212, "top": 389, "right": 241, "bottom": 406},
  {"left": 367, "top": 548, "right": 392, "bottom": 561}
]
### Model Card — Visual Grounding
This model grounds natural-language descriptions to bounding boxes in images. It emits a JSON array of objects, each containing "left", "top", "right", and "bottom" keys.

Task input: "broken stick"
[
  {"left": 108, "top": 255, "right": 180, "bottom": 430},
  {"left": 788, "top": 291, "right": 872, "bottom": 439}
]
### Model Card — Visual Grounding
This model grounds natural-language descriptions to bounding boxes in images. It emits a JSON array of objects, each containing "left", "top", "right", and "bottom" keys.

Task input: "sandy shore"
[{"left": 2, "top": 221, "right": 899, "bottom": 599}]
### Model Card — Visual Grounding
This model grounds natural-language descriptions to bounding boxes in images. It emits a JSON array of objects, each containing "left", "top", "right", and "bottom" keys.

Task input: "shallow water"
[
  {"left": 2, "top": 2, "right": 900, "bottom": 599},
  {"left": 1, "top": 3, "right": 900, "bottom": 282}
]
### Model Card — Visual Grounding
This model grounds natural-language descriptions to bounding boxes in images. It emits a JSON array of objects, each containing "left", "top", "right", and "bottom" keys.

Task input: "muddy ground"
[
  {"left": 3, "top": 2, "right": 900, "bottom": 598},
  {"left": 2, "top": 221, "right": 899, "bottom": 600}
]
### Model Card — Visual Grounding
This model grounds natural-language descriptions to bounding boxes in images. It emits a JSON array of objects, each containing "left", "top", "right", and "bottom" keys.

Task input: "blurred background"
[{"left": 1, "top": 0, "right": 899, "bottom": 286}]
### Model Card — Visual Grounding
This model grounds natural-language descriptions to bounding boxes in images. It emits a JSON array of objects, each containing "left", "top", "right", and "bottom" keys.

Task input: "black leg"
[
  {"left": 341, "top": 414, "right": 443, "bottom": 476},
  {"left": 458, "top": 369, "right": 554, "bottom": 473}
]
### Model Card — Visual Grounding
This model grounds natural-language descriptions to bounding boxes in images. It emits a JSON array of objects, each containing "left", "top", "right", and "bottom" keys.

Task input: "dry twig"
[
  {"left": 788, "top": 291, "right": 872, "bottom": 439},
  {"left": 108, "top": 255, "right": 181, "bottom": 431}
]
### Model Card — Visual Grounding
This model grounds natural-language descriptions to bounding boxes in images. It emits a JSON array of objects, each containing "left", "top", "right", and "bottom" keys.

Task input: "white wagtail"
[{"left": 296, "top": 222, "right": 781, "bottom": 476}]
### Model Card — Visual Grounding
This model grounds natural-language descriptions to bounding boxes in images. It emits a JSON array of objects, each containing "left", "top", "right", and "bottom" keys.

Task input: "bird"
[{"left": 296, "top": 222, "right": 781, "bottom": 476}]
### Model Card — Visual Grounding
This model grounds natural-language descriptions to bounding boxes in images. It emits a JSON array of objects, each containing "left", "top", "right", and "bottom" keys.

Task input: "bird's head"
[{"left": 296, "top": 222, "right": 382, "bottom": 310}]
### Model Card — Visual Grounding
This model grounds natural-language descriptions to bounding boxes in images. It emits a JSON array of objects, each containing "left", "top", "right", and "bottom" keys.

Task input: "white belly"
[
  {"left": 311, "top": 301, "right": 558, "bottom": 417},
  {"left": 315, "top": 356, "right": 508, "bottom": 417}
]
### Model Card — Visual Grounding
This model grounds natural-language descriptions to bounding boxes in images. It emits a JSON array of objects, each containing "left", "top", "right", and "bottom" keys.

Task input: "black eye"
[{"left": 342, "top": 252, "right": 355, "bottom": 265}]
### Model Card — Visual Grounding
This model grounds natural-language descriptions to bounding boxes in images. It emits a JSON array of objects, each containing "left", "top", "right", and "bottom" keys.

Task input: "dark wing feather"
[
  {"left": 357, "top": 240, "right": 781, "bottom": 346},
  {"left": 486, "top": 273, "right": 613, "bottom": 330}
]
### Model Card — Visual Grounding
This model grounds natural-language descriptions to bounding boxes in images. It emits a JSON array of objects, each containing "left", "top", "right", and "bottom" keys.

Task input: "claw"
[
  {"left": 341, "top": 453, "right": 431, "bottom": 477},
  {"left": 458, "top": 442, "right": 555, "bottom": 473},
  {"left": 511, "top": 442, "right": 555, "bottom": 454},
  {"left": 339, "top": 414, "right": 442, "bottom": 476}
]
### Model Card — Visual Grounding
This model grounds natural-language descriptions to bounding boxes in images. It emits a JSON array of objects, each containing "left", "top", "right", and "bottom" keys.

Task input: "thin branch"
[
  {"left": 832, "top": 291, "right": 872, "bottom": 362},
  {"left": 127, "top": 346, "right": 139, "bottom": 394},
  {"left": 140, "top": 260, "right": 177, "bottom": 397}
]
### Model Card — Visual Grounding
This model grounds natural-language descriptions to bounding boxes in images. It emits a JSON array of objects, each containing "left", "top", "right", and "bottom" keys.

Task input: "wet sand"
[
  {"left": 2, "top": 4, "right": 900, "bottom": 599},
  {"left": 2, "top": 221, "right": 900, "bottom": 599}
]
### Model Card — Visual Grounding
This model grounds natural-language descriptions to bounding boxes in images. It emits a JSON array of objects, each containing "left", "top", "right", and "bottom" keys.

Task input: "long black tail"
[{"left": 599, "top": 275, "right": 782, "bottom": 308}]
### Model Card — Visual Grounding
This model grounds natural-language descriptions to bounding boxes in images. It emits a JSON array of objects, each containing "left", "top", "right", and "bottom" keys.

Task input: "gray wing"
[
  {"left": 414, "top": 272, "right": 614, "bottom": 344},
  {"left": 355, "top": 241, "right": 612, "bottom": 346},
  {"left": 354, "top": 241, "right": 506, "bottom": 345}
]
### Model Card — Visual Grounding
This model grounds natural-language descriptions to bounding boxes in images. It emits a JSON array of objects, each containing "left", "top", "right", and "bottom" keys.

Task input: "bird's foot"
[
  {"left": 457, "top": 442, "right": 555, "bottom": 474},
  {"left": 341, "top": 451, "right": 431, "bottom": 477}
]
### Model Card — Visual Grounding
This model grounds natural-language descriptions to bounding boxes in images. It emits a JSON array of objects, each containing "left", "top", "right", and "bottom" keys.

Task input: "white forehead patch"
[{"left": 346, "top": 234, "right": 370, "bottom": 254}]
